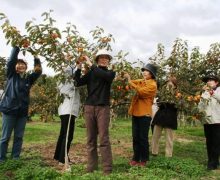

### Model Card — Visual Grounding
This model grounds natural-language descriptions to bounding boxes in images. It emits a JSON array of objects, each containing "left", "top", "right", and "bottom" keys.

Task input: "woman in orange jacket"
[{"left": 124, "top": 63, "right": 157, "bottom": 167}]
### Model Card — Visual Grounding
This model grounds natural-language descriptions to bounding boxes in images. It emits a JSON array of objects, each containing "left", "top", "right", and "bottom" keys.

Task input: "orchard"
[
  {"left": 0, "top": 10, "right": 220, "bottom": 124},
  {"left": 1, "top": 10, "right": 220, "bottom": 180}
]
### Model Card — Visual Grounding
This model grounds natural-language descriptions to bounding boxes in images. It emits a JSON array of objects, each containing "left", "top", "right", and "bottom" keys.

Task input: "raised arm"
[
  {"left": 80, "top": 55, "right": 115, "bottom": 83},
  {"left": 91, "top": 65, "right": 115, "bottom": 83},
  {"left": 129, "top": 80, "right": 157, "bottom": 98},
  {"left": 74, "top": 68, "right": 89, "bottom": 87},
  {"left": 212, "top": 88, "right": 220, "bottom": 102},
  {"left": 29, "top": 57, "right": 42, "bottom": 86},
  {"left": 7, "top": 46, "right": 20, "bottom": 78}
]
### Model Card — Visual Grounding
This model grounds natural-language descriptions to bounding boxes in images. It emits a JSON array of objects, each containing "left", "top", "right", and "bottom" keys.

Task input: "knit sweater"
[{"left": 128, "top": 79, "right": 157, "bottom": 116}]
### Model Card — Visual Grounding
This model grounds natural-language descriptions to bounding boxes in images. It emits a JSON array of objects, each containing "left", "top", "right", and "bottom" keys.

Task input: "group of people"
[{"left": 0, "top": 46, "right": 219, "bottom": 175}]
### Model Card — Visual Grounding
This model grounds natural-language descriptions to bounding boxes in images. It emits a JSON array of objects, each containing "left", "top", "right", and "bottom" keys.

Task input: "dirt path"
[
  {"left": 24, "top": 143, "right": 87, "bottom": 171},
  {"left": 24, "top": 140, "right": 132, "bottom": 172},
  {"left": 23, "top": 134, "right": 204, "bottom": 172}
]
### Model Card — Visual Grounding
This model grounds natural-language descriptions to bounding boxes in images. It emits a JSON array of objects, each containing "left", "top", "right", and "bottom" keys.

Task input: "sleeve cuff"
[{"left": 90, "top": 64, "right": 96, "bottom": 70}]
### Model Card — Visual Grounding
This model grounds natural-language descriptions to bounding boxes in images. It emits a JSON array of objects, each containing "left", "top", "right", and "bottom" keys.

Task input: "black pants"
[
  {"left": 54, "top": 115, "right": 76, "bottom": 163},
  {"left": 204, "top": 124, "right": 220, "bottom": 169},
  {"left": 132, "top": 116, "right": 151, "bottom": 162}
]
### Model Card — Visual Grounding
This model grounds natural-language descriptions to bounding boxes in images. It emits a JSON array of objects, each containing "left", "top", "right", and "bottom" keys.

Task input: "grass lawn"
[{"left": 0, "top": 116, "right": 219, "bottom": 179}]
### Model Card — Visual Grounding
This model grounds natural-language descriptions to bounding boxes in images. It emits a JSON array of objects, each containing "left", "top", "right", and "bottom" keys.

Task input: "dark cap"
[
  {"left": 141, "top": 63, "right": 157, "bottom": 78},
  {"left": 202, "top": 75, "right": 219, "bottom": 83}
]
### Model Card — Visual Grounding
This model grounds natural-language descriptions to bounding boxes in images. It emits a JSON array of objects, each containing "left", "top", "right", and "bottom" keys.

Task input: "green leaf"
[
  {"left": 25, "top": 21, "right": 32, "bottom": 29},
  {"left": 6, "top": 39, "right": 10, "bottom": 45},
  {"left": 41, "top": 12, "right": 48, "bottom": 17}
]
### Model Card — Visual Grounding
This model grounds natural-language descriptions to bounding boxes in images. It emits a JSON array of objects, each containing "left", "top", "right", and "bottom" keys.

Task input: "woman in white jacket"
[
  {"left": 198, "top": 75, "right": 220, "bottom": 170},
  {"left": 54, "top": 66, "right": 81, "bottom": 165}
]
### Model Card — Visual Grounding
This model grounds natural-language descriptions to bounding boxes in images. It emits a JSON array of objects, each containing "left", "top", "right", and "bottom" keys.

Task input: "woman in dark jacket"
[
  {"left": 151, "top": 77, "right": 178, "bottom": 157},
  {"left": 0, "top": 46, "right": 42, "bottom": 162}
]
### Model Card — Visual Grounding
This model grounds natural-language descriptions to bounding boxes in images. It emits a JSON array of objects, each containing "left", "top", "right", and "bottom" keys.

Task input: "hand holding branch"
[{"left": 123, "top": 72, "right": 131, "bottom": 82}]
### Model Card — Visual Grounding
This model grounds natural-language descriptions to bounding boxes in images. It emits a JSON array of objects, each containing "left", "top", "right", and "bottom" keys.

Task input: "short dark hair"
[{"left": 17, "top": 59, "right": 27, "bottom": 68}]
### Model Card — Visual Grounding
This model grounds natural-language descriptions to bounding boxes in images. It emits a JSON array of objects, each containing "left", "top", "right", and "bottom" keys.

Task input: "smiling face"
[
  {"left": 15, "top": 61, "right": 27, "bottom": 74},
  {"left": 207, "top": 79, "right": 219, "bottom": 89},
  {"left": 141, "top": 69, "right": 153, "bottom": 80},
  {"left": 97, "top": 55, "right": 110, "bottom": 67}
]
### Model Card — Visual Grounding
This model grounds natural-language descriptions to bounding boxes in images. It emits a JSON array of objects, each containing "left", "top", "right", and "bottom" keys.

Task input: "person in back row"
[{"left": 151, "top": 76, "right": 178, "bottom": 158}]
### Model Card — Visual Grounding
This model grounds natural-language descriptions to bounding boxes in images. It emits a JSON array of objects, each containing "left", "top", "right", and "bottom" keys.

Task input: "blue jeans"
[{"left": 0, "top": 113, "right": 27, "bottom": 160}]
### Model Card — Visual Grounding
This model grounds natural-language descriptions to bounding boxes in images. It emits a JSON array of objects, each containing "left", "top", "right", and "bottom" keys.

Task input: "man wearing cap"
[
  {"left": 198, "top": 74, "right": 220, "bottom": 170},
  {"left": 124, "top": 63, "right": 157, "bottom": 167},
  {"left": 0, "top": 46, "right": 42, "bottom": 162},
  {"left": 74, "top": 49, "right": 115, "bottom": 175}
]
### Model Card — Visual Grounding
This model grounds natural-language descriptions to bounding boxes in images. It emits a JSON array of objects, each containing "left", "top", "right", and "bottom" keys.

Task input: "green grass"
[
  {"left": 177, "top": 126, "right": 205, "bottom": 137},
  {"left": 24, "top": 122, "right": 59, "bottom": 143},
  {"left": 0, "top": 116, "right": 219, "bottom": 179}
]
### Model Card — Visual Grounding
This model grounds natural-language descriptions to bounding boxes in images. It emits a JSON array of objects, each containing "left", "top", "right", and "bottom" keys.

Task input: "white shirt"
[
  {"left": 58, "top": 67, "right": 81, "bottom": 117},
  {"left": 198, "top": 86, "right": 220, "bottom": 124},
  {"left": 57, "top": 80, "right": 81, "bottom": 117}
]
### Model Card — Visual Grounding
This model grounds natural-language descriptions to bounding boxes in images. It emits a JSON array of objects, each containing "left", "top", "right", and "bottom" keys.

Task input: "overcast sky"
[{"left": 0, "top": 0, "right": 220, "bottom": 75}]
